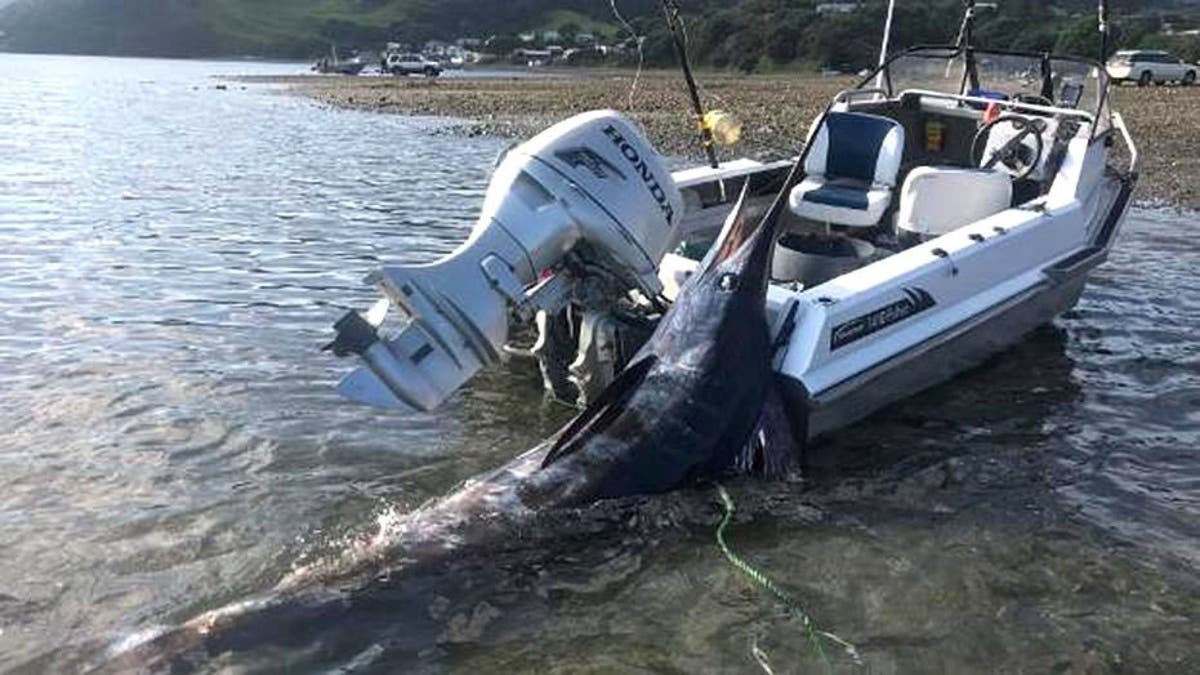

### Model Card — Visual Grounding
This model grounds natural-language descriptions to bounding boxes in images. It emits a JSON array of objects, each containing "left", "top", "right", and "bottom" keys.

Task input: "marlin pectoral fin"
[
  {"left": 541, "top": 355, "right": 657, "bottom": 468},
  {"left": 735, "top": 381, "right": 802, "bottom": 480}
]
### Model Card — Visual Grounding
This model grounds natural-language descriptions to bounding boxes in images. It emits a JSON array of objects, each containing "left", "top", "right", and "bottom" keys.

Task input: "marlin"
[{"left": 94, "top": 163, "right": 802, "bottom": 673}]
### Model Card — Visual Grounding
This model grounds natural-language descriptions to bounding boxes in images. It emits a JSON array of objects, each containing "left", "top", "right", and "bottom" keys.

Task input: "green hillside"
[
  {"left": 0, "top": 0, "right": 1196, "bottom": 66},
  {"left": 0, "top": 0, "right": 649, "bottom": 58}
]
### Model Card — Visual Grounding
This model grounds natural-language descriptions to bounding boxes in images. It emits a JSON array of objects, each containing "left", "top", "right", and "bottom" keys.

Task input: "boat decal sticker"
[
  {"left": 829, "top": 287, "right": 936, "bottom": 351},
  {"left": 555, "top": 147, "right": 625, "bottom": 181}
]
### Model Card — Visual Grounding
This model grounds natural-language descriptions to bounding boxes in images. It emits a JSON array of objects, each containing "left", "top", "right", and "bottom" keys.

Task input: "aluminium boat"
[{"left": 314, "top": 45, "right": 367, "bottom": 76}]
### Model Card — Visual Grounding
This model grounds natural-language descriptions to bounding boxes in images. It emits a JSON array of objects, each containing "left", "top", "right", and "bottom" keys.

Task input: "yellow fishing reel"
[{"left": 701, "top": 110, "right": 742, "bottom": 148}]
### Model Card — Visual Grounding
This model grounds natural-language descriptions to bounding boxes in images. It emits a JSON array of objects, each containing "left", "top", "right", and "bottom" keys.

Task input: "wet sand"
[{"left": 250, "top": 70, "right": 1200, "bottom": 209}]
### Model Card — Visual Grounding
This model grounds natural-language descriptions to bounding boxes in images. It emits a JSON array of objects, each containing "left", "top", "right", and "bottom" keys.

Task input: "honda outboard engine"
[{"left": 327, "top": 110, "right": 684, "bottom": 412}]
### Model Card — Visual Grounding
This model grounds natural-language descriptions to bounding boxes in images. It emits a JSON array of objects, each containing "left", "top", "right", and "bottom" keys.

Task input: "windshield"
[{"left": 869, "top": 47, "right": 1110, "bottom": 135}]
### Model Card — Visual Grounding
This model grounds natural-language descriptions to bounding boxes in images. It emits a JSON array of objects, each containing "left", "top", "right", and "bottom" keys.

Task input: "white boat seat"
[
  {"left": 896, "top": 166, "right": 1012, "bottom": 238},
  {"left": 789, "top": 111, "right": 905, "bottom": 228}
]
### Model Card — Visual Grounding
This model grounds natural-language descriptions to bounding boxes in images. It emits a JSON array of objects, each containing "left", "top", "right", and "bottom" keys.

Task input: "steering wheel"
[
  {"left": 1012, "top": 92, "right": 1053, "bottom": 107},
  {"left": 971, "top": 114, "right": 1046, "bottom": 180}
]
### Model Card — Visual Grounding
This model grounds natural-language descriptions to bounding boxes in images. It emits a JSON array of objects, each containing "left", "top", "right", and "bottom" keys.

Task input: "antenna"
[
  {"left": 946, "top": 0, "right": 997, "bottom": 91},
  {"left": 951, "top": 1, "right": 997, "bottom": 51},
  {"left": 1098, "top": 0, "right": 1111, "bottom": 62},
  {"left": 874, "top": 0, "right": 897, "bottom": 90}
]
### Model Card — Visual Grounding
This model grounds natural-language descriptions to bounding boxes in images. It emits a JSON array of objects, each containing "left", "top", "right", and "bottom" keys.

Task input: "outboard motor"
[{"left": 327, "top": 110, "right": 684, "bottom": 412}]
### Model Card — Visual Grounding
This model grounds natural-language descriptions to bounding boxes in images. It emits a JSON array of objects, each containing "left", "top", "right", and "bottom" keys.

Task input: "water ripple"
[{"left": 0, "top": 53, "right": 1197, "bottom": 673}]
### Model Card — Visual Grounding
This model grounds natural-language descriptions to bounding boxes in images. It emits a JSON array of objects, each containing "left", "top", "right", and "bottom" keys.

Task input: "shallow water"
[{"left": 0, "top": 53, "right": 1196, "bottom": 673}]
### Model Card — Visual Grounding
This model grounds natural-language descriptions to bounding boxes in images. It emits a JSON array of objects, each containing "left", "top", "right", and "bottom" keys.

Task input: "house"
[
  {"left": 512, "top": 48, "right": 553, "bottom": 66},
  {"left": 1163, "top": 23, "right": 1200, "bottom": 36},
  {"left": 816, "top": 2, "right": 859, "bottom": 14},
  {"left": 564, "top": 46, "right": 610, "bottom": 65}
]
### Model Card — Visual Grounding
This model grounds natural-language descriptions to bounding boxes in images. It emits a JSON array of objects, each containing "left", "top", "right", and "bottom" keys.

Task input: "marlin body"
[
  {"left": 522, "top": 175, "right": 797, "bottom": 505},
  {"left": 97, "top": 169, "right": 800, "bottom": 673}
]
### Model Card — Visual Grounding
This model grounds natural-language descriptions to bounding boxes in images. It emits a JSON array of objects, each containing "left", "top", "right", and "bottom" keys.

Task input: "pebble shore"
[{"left": 246, "top": 70, "right": 1199, "bottom": 210}]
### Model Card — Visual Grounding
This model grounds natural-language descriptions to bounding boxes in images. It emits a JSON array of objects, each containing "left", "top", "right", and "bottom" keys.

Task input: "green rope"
[{"left": 715, "top": 483, "right": 859, "bottom": 670}]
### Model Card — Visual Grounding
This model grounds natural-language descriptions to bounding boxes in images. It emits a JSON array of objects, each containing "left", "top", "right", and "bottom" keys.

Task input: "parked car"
[
  {"left": 1106, "top": 49, "right": 1196, "bottom": 86},
  {"left": 384, "top": 53, "right": 442, "bottom": 77}
]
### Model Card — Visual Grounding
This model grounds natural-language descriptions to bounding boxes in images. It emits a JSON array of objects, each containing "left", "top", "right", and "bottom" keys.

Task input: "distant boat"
[{"left": 313, "top": 45, "right": 366, "bottom": 76}]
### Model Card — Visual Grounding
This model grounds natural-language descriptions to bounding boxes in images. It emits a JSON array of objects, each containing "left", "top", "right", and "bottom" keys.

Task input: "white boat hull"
[{"left": 667, "top": 158, "right": 1134, "bottom": 445}]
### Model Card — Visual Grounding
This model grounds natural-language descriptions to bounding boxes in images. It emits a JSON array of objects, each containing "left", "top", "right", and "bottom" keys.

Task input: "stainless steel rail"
[{"left": 1111, "top": 112, "right": 1138, "bottom": 174}]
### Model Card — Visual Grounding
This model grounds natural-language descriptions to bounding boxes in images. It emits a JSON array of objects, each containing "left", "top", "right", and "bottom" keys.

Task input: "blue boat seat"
[{"left": 789, "top": 111, "right": 905, "bottom": 228}]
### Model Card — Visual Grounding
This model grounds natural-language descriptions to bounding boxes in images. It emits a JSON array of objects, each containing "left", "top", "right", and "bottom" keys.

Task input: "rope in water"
[{"left": 714, "top": 483, "right": 861, "bottom": 670}]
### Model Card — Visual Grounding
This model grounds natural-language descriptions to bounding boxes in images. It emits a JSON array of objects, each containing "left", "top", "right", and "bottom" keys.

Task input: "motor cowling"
[{"left": 330, "top": 110, "right": 683, "bottom": 412}]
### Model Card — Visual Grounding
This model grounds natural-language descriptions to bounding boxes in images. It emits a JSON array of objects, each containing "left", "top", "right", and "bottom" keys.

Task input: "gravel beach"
[{"left": 250, "top": 70, "right": 1200, "bottom": 209}]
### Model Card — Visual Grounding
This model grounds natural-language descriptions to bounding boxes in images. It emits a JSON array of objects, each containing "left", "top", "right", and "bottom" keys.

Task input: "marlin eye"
[{"left": 718, "top": 273, "right": 740, "bottom": 292}]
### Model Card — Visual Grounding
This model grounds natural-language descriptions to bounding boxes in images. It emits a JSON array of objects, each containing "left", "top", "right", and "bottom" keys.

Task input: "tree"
[
  {"left": 559, "top": 20, "right": 580, "bottom": 45},
  {"left": 483, "top": 33, "right": 520, "bottom": 55}
]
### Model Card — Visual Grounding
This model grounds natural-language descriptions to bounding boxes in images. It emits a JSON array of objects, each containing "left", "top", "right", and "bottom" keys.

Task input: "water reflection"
[
  {"left": 0, "top": 54, "right": 1196, "bottom": 673},
  {"left": 809, "top": 325, "right": 1082, "bottom": 481}
]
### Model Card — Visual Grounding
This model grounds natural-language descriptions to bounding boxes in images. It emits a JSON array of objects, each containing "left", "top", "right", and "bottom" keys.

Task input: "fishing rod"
[{"left": 660, "top": 0, "right": 719, "bottom": 169}]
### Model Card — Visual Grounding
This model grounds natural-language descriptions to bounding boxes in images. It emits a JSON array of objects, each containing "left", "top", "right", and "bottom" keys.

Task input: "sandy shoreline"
[{"left": 243, "top": 70, "right": 1200, "bottom": 210}]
